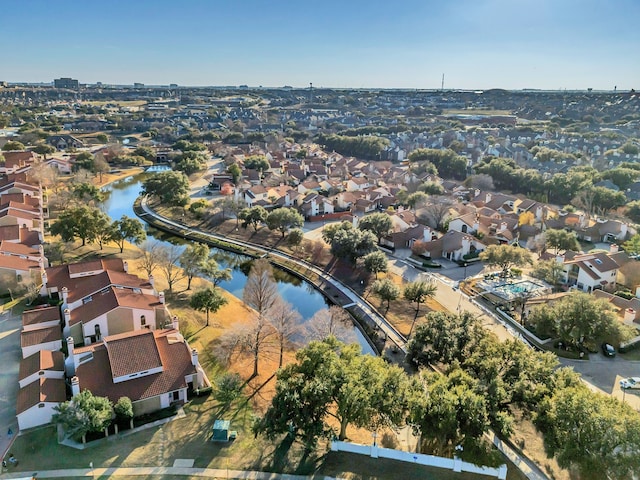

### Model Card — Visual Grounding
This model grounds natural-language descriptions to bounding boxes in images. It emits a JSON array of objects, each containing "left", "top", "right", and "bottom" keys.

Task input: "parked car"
[
  {"left": 601, "top": 342, "right": 616, "bottom": 357},
  {"left": 620, "top": 377, "right": 640, "bottom": 389}
]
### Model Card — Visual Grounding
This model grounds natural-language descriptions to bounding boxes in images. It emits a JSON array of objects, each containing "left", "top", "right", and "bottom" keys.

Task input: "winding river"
[{"left": 100, "top": 172, "right": 374, "bottom": 353}]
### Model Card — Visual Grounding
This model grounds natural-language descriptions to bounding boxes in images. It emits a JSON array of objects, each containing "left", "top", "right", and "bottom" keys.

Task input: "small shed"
[{"left": 211, "top": 419, "right": 231, "bottom": 442}]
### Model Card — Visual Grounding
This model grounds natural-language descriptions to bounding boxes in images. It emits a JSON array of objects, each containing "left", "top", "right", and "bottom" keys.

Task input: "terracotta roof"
[
  {"left": 0, "top": 240, "right": 39, "bottom": 256},
  {"left": 45, "top": 259, "right": 152, "bottom": 304},
  {"left": 69, "top": 287, "right": 163, "bottom": 327},
  {"left": 2, "top": 151, "right": 38, "bottom": 168},
  {"left": 76, "top": 329, "right": 196, "bottom": 403},
  {"left": 0, "top": 192, "right": 40, "bottom": 207},
  {"left": 105, "top": 330, "right": 163, "bottom": 378},
  {"left": 22, "top": 306, "right": 61, "bottom": 328},
  {"left": 0, "top": 225, "right": 20, "bottom": 242},
  {"left": 21, "top": 325, "right": 62, "bottom": 348},
  {"left": 19, "top": 350, "right": 64, "bottom": 380},
  {"left": 0, "top": 225, "right": 40, "bottom": 245},
  {"left": 16, "top": 377, "right": 66, "bottom": 414},
  {"left": 67, "top": 259, "right": 109, "bottom": 275},
  {"left": 0, "top": 254, "right": 40, "bottom": 271}
]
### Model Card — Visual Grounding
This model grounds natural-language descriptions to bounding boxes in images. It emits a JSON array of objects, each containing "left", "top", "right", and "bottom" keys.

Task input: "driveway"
[{"left": 0, "top": 307, "right": 21, "bottom": 457}]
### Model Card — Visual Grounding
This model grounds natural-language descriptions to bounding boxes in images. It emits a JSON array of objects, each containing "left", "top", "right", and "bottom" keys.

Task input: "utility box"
[{"left": 211, "top": 419, "right": 231, "bottom": 442}]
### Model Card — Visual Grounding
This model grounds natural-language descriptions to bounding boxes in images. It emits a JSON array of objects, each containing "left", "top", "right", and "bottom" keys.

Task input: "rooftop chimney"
[
  {"left": 610, "top": 244, "right": 619, "bottom": 253},
  {"left": 62, "top": 308, "right": 71, "bottom": 338},
  {"left": 158, "top": 291, "right": 165, "bottom": 304},
  {"left": 148, "top": 275, "right": 155, "bottom": 287},
  {"left": 61, "top": 286, "right": 68, "bottom": 304},
  {"left": 191, "top": 348, "right": 199, "bottom": 367},
  {"left": 123, "top": 260, "right": 129, "bottom": 273},
  {"left": 172, "top": 315, "right": 179, "bottom": 331},
  {"left": 624, "top": 308, "right": 636, "bottom": 324},
  {"left": 65, "top": 337, "right": 76, "bottom": 376},
  {"left": 71, "top": 376, "right": 80, "bottom": 396}
]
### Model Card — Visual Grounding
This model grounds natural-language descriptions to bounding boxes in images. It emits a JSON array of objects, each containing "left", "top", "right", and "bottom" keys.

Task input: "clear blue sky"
[{"left": 2, "top": 0, "right": 638, "bottom": 90}]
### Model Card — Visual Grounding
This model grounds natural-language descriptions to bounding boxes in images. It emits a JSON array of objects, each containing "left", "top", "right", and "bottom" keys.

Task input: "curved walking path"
[{"left": 137, "top": 197, "right": 407, "bottom": 351}]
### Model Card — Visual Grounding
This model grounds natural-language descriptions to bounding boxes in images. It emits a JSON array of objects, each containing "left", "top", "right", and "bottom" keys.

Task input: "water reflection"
[{"left": 101, "top": 173, "right": 373, "bottom": 354}]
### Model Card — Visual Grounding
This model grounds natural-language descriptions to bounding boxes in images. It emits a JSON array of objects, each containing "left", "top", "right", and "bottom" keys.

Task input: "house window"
[
  {"left": 141, "top": 315, "right": 146, "bottom": 326},
  {"left": 38, "top": 403, "right": 45, "bottom": 408},
  {"left": 461, "top": 225, "right": 468, "bottom": 233},
  {"left": 95, "top": 324, "right": 101, "bottom": 341},
  {"left": 82, "top": 296, "right": 92, "bottom": 304},
  {"left": 39, "top": 371, "right": 45, "bottom": 375},
  {"left": 172, "top": 391, "right": 180, "bottom": 402}
]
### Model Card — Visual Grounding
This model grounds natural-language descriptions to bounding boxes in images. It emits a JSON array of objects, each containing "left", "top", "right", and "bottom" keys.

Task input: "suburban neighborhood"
[{"left": 0, "top": 78, "right": 639, "bottom": 480}]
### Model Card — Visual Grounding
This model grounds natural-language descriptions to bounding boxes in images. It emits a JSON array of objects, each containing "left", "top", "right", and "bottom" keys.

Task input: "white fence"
[{"left": 331, "top": 441, "right": 507, "bottom": 479}]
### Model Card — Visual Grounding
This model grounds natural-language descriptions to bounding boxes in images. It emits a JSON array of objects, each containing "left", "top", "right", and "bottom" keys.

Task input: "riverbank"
[{"left": 134, "top": 196, "right": 409, "bottom": 357}]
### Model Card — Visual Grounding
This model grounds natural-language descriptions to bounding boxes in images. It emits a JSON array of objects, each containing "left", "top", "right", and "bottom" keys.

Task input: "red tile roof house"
[
  {"left": 42, "top": 259, "right": 155, "bottom": 310},
  {"left": 16, "top": 377, "right": 66, "bottom": 431},
  {"left": 0, "top": 150, "right": 39, "bottom": 175},
  {"left": 66, "top": 324, "right": 210, "bottom": 416},
  {"left": 559, "top": 250, "right": 621, "bottom": 293},
  {"left": 16, "top": 349, "right": 66, "bottom": 430},
  {"left": 420, "top": 230, "right": 487, "bottom": 261},
  {"left": 20, "top": 306, "right": 63, "bottom": 359},
  {"left": 63, "top": 286, "right": 171, "bottom": 346}
]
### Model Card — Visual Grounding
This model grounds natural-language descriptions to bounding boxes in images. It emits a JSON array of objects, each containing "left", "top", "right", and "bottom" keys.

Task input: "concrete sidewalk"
[{"left": 0, "top": 466, "right": 339, "bottom": 479}]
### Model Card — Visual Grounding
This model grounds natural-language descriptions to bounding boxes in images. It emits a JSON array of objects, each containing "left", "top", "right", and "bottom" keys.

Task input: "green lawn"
[{"left": 9, "top": 394, "right": 523, "bottom": 480}]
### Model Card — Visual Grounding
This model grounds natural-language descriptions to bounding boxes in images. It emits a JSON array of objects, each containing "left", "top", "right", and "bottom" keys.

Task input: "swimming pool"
[{"left": 490, "top": 280, "right": 547, "bottom": 300}]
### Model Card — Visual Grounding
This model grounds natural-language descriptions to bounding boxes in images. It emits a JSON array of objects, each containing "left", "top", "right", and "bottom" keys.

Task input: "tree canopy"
[
  {"left": 52, "top": 390, "right": 113, "bottom": 442},
  {"left": 142, "top": 170, "right": 190, "bottom": 206},
  {"left": 363, "top": 250, "right": 388, "bottom": 278},
  {"left": 254, "top": 337, "right": 410, "bottom": 446},
  {"left": 322, "top": 221, "right": 377, "bottom": 264},
  {"left": 479, "top": 245, "right": 532, "bottom": 276},
  {"left": 266, "top": 208, "right": 304, "bottom": 238},
  {"left": 239, "top": 206, "right": 268, "bottom": 231},
  {"left": 190, "top": 287, "right": 228, "bottom": 327},
  {"left": 50, "top": 205, "right": 111, "bottom": 246},
  {"left": 544, "top": 228, "right": 580, "bottom": 254},
  {"left": 358, "top": 212, "right": 393, "bottom": 243},
  {"left": 528, "top": 291, "right": 623, "bottom": 347},
  {"left": 408, "top": 148, "right": 467, "bottom": 180},
  {"left": 315, "top": 133, "right": 389, "bottom": 159},
  {"left": 536, "top": 385, "right": 640, "bottom": 479}
]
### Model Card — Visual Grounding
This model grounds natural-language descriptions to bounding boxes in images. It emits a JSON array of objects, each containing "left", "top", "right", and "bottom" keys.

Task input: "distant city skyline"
[{"left": 2, "top": 0, "right": 638, "bottom": 91}]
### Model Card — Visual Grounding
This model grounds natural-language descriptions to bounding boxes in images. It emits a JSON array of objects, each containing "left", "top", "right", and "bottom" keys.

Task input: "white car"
[{"left": 620, "top": 377, "right": 640, "bottom": 389}]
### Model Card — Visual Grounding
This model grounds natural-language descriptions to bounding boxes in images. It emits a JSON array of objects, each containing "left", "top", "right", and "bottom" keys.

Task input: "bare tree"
[
  {"left": 157, "top": 244, "right": 185, "bottom": 293},
  {"left": 266, "top": 297, "right": 302, "bottom": 368},
  {"left": 464, "top": 174, "right": 495, "bottom": 192},
  {"left": 28, "top": 161, "right": 61, "bottom": 193},
  {"left": 418, "top": 197, "right": 455, "bottom": 231},
  {"left": 138, "top": 240, "right": 162, "bottom": 278},
  {"left": 305, "top": 306, "right": 356, "bottom": 343},
  {"left": 243, "top": 258, "right": 278, "bottom": 316},
  {"left": 214, "top": 313, "right": 276, "bottom": 378}
]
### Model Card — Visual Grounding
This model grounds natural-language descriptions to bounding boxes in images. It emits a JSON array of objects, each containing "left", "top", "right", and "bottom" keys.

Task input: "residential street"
[{"left": 0, "top": 307, "right": 21, "bottom": 458}]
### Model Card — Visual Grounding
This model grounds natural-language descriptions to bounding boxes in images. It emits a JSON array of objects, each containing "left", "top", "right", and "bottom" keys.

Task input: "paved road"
[
  {"left": 0, "top": 308, "right": 21, "bottom": 459},
  {"left": 559, "top": 355, "right": 640, "bottom": 410}
]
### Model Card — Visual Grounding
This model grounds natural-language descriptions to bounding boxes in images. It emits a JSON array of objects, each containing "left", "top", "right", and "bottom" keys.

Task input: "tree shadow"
[{"left": 269, "top": 434, "right": 295, "bottom": 472}]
